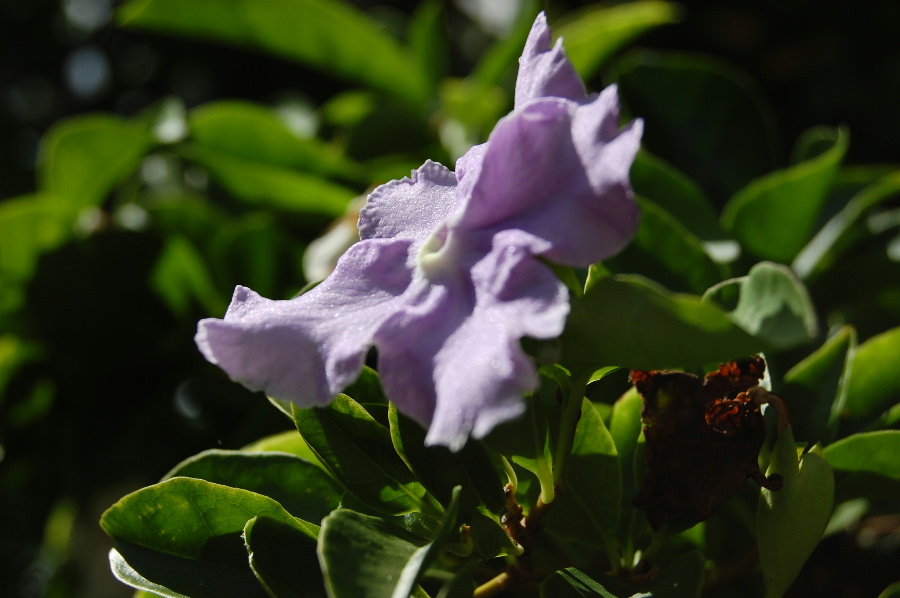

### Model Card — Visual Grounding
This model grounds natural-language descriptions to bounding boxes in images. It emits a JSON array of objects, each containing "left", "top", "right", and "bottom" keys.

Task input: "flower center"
[{"left": 417, "top": 224, "right": 455, "bottom": 279}]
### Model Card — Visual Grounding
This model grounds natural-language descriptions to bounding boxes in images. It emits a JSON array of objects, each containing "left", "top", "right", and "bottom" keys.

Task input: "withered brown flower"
[{"left": 631, "top": 357, "right": 783, "bottom": 530}]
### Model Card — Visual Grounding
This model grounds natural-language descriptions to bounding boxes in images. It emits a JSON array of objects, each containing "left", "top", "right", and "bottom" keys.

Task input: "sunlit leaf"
[
  {"left": 722, "top": 127, "right": 849, "bottom": 262},
  {"left": 39, "top": 114, "right": 153, "bottom": 213},
  {"left": 163, "top": 450, "right": 342, "bottom": 523},
  {"left": 556, "top": 1, "right": 681, "bottom": 80},
  {"left": 117, "top": 0, "right": 430, "bottom": 105},
  {"left": 843, "top": 326, "right": 900, "bottom": 423},
  {"left": 824, "top": 431, "right": 900, "bottom": 480}
]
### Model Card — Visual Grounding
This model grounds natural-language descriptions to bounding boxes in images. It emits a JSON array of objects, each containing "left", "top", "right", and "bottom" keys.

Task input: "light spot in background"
[
  {"left": 63, "top": 45, "right": 111, "bottom": 100},
  {"left": 62, "top": 0, "right": 110, "bottom": 34},
  {"left": 276, "top": 95, "right": 319, "bottom": 139},
  {"left": 454, "top": 0, "right": 521, "bottom": 36},
  {"left": 114, "top": 203, "right": 149, "bottom": 232},
  {"left": 174, "top": 382, "right": 202, "bottom": 421}
]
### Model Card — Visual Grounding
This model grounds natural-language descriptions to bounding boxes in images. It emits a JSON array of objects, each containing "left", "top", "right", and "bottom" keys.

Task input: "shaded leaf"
[
  {"left": 757, "top": 429, "right": 834, "bottom": 598},
  {"left": 704, "top": 262, "right": 817, "bottom": 350},
  {"left": 542, "top": 400, "right": 620, "bottom": 551},
  {"left": 117, "top": 0, "right": 430, "bottom": 105},
  {"left": 781, "top": 326, "right": 855, "bottom": 444},
  {"left": 151, "top": 235, "right": 226, "bottom": 316},
  {"left": 722, "top": 127, "right": 849, "bottom": 262},
  {"left": 611, "top": 50, "right": 778, "bottom": 204},
  {"left": 556, "top": 1, "right": 681, "bottom": 81},
  {"left": 562, "top": 275, "right": 762, "bottom": 372},
  {"left": 389, "top": 403, "right": 505, "bottom": 513},
  {"left": 109, "top": 540, "right": 267, "bottom": 598},
  {"left": 163, "top": 450, "right": 341, "bottom": 523},
  {"left": 292, "top": 395, "right": 432, "bottom": 516},
  {"left": 244, "top": 516, "right": 325, "bottom": 598}
]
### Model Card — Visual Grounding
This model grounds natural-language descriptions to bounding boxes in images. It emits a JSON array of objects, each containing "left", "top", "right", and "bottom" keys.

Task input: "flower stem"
[{"left": 551, "top": 371, "right": 590, "bottom": 492}]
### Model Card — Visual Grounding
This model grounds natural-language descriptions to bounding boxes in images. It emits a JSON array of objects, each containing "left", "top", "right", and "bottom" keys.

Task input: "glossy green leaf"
[
  {"left": 292, "top": 395, "right": 432, "bottom": 516},
  {"left": 630, "top": 151, "right": 723, "bottom": 242},
  {"left": 38, "top": 114, "right": 153, "bottom": 213},
  {"left": 704, "top": 262, "right": 817, "bottom": 350},
  {"left": 244, "top": 516, "right": 325, "bottom": 598},
  {"left": 0, "top": 194, "right": 68, "bottom": 310},
  {"left": 611, "top": 50, "right": 778, "bottom": 204},
  {"left": 540, "top": 550, "right": 704, "bottom": 598},
  {"left": 757, "top": 428, "right": 834, "bottom": 598},
  {"left": 794, "top": 171, "right": 900, "bottom": 279},
  {"left": 722, "top": 127, "right": 849, "bottom": 262},
  {"left": 612, "top": 197, "right": 727, "bottom": 293},
  {"left": 542, "top": 400, "right": 620, "bottom": 551},
  {"left": 151, "top": 235, "right": 226, "bottom": 316},
  {"left": 389, "top": 404, "right": 505, "bottom": 513},
  {"left": 556, "top": 1, "right": 681, "bottom": 80},
  {"left": 843, "top": 326, "right": 900, "bottom": 422},
  {"left": 117, "top": 0, "right": 430, "bottom": 105},
  {"left": 110, "top": 540, "right": 267, "bottom": 598},
  {"left": 101, "top": 477, "right": 317, "bottom": 565},
  {"left": 163, "top": 450, "right": 341, "bottom": 523},
  {"left": 188, "top": 101, "right": 363, "bottom": 181},
  {"left": 562, "top": 275, "right": 762, "bottom": 372},
  {"left": 184, "top": 144, "right": 355, "bottom": 217},
  {"left": 608, "top": 387, "right": 643, "bottom": 509},
  {"left": 824, "top": 431, "right": 900, "bottom": 479},
  {"left": 319, "top": 488, "right": 460, "bottom": 598},
  {"left": 242, "top": 430, "right": 327, "bottom": 471},
  {"left": 781, "top": 326, "right": 855, "bottom": 444}
]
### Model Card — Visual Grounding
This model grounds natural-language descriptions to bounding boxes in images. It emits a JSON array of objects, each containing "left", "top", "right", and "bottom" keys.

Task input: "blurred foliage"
[{"left": 1, "top": 0, "right": 899, "bottom": 597}]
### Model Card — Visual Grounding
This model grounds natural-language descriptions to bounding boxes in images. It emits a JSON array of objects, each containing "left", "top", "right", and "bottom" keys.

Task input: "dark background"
[{"left": 1, "top": 1, "right": 897, "bottom": 596}]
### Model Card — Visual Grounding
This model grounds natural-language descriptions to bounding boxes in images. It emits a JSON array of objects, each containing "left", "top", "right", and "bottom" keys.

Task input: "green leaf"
[
  {"left": 843, "top": 326, "right": 900, "bottom": 422},
  {"left": 188, "top": 101, "right": 363, "bottom": 181},
  {"left": 611, "top": 50, "right": 778, "bottom": 204},
  {"left": 110, "top": 540, "right": 268, "bottom": 598},
  {"left": 242, "top": 430, "right": 328, "bottom": 472},
  {"left": 704, "top": 262, "right": 818, "bottom": 350},
  {"left": 244, "top": 516, "right": 325, "bottom": 598},
  {"left": 407, "top": 0, "right": 448, "bottom": 92},
  {"left": 540, "top": 550, "right": 704, "bottom": 598},
  {"left": 0, "top": 194, "right": 68, "bottom": 310},
  {"left": 757, "top": 428, "right": 834, "bottom": 598},
  {"left": 562, "top": 274, "right": 762, "bottom": 371},
  {"left": 117, "top": 0, "right": 430, "bottom": 105},
  {"left": 101, "top": 478, "right": 318, "bottom": 566},
  {"left": 722, "top": 127, "right": 849, "bottom": 262},
  {"left": 184, "top": 144, "right": 356, "bottom": 217},
  {"left": 611, "top": 197, "right": 727, "bottom": 294},
  {"left": 389, "top": 404, "right": 505, "bottom": 513},
  {"left": 469, "top": 0, "right": 540, "bottom": 88},
  {"left": 794, "top": 171, "right": 900, "bottom": 279},
  {"left": 608, "top": 387, "right": 643, "bottom": 507},
  {"left": 542, "top": 400, "right": 620, "bottom": 551},
  {"left": 163, "top": 450, "right": 342, "bottom": 523},
  {"left": 824, "top": 431, "right": 900, "bottom": 479},
  {"left": 292, "top": 395, "right": 433, "bottom": 516},
  {"left": 38, "top": 114, "right": 153, "bottom": 213},
  {"left": 781, "top": 326, "right": 856, "bottom": 444},
  {"left": 630, "top": 151, "right": 723, "bottom": 242},
  {"left": 207, "top": 213, "right": 288, "bottom": 300},
  {"left": 151, "top": 235, "right": 227, "bottom": 316},
  {"left": 556, "top": 1, "right": 681, "bottom": 81},
  {"left": 319, "top": 488, "right": 460, "bottom": 598}
]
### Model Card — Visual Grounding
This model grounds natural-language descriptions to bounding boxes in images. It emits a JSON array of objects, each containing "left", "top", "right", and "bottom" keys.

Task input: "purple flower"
[{"left": 195, "top": 13, "right": 642, "bottom": 450}]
